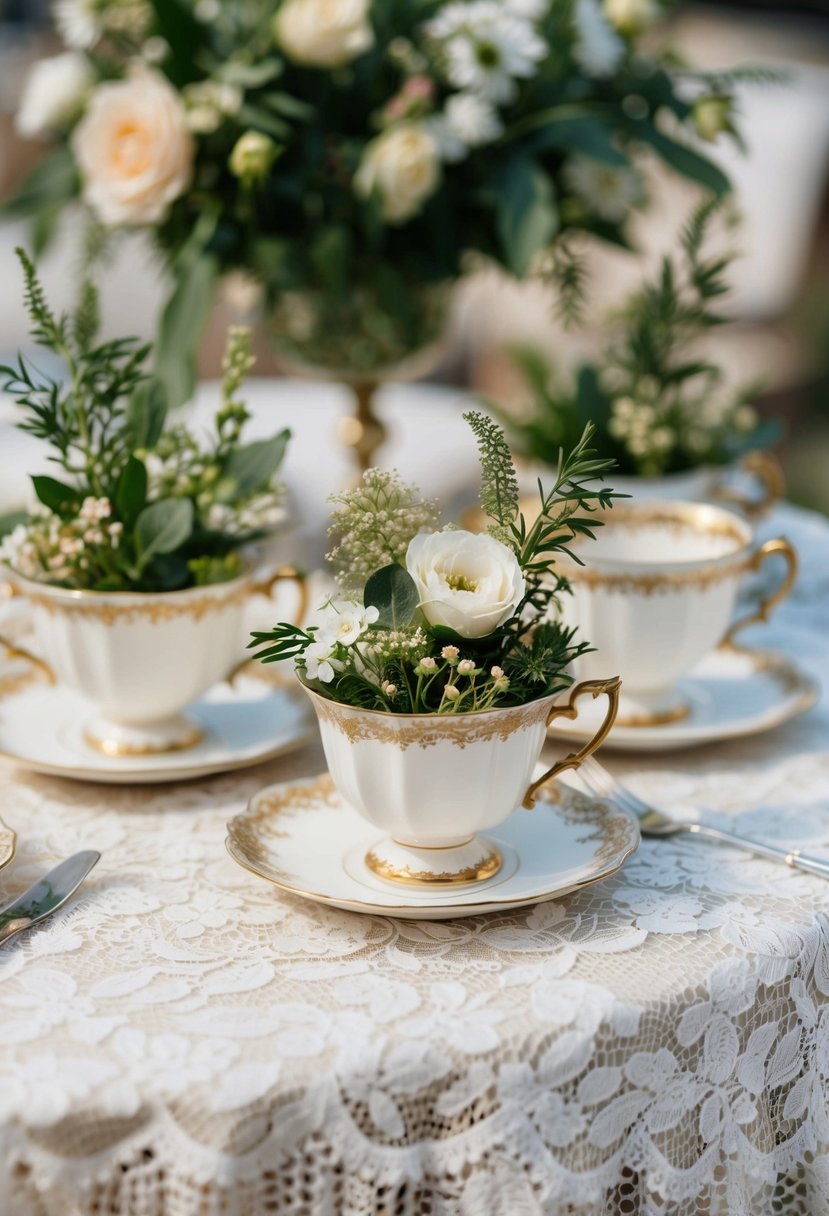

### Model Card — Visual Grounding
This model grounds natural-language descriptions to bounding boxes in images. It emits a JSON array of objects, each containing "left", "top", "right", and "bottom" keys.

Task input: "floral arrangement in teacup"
[
  {"left": 251, "top": 412, "right": 614, "bottom": 712},
  {"left": 250, "top": 413, "right": 623, "bottom": 887},
  {"left": 9, "top": 0, "right": 741, "bottom": 398},
  {"left": 493, "top": 201, "right": 782, "bottom": 481},
  {"left": 0, "top": 250, "right": 289, "bottom": 593}
]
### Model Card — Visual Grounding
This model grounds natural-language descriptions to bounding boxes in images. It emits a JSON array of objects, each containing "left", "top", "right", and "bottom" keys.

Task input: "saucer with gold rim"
[
  {"left": 548, "top": 645, "right": 818, "bottom": 754},
  {"left": 225, "top": 772, "right": 640, "bottom": 920},
  {"left": 0, "top": 662, "right": 315, "bottom": 784}
]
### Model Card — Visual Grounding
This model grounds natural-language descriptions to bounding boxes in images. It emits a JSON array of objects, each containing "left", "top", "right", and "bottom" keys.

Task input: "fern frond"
[
  {"left": 463, "top": 410, "right": 520, "bottom": 537},
  {"left": 16, "top": 247, "right": 64, "bottom": 350}
]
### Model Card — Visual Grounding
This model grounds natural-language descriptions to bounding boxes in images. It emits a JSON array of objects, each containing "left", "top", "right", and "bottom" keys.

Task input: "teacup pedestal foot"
[
  {"left": 615, "top": 690, "right": 690, "bottom": 729},
  {"left": 365, "top": 835, "right": 502, "bottom": 887},
  {"left": 84, "top": 714, "right": 204, "bottom": 757}
]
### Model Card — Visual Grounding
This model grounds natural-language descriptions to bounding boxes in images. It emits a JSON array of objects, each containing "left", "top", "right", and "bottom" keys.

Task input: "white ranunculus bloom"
[
  {"left": 354, "top": 123, "right": 440, "bottom": 223},
  {"left": 16, "top": 52, "right": 93, "bottom": 138},
  {"left": 273, "top": 0, "right": 374, "bottom": 68},
  {"left": 71, "top": 67, "right": 194, "bottom": 226},
  {"left": 406, "top": 530, "right": 525, "bottom": 640}
]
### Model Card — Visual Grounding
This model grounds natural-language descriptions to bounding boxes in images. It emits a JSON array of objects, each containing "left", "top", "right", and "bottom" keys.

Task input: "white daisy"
[
  {"left": 431, "top": 92, "right": 503, "bottom": 161},
  {"left": 572, "top": 0, "right": 624, "bottom": 78},
  {"left": 564, "top": 156, "right": 643, "bottom": 222},
  {"left": 428, "top": 2, "right": 546, "bottom": 106}
]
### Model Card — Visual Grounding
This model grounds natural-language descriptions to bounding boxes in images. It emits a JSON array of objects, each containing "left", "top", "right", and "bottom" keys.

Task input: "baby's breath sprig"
[{"left": 326, "top": 469, "right": 440, "bottom": 595}]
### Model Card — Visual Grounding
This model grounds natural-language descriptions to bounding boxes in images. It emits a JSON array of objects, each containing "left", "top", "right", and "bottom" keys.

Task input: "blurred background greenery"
[{"left": 0, "top": 0, "right": 827, "bottom": 513}]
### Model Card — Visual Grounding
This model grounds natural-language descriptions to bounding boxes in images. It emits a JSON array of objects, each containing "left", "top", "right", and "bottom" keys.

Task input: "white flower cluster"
[
  {"left": 327, "top": 469, "right": 440, "bottom": 594},
  {"left": 302, "top": 600, "right": 381, "bottom": 683},
  {"left": 425, "top": 0, "right": 546, "bottom": 164},
  {"left": 54, "top": 0, "right": 151, "bottom": 50},
  {"left": 0, "top": 497, "right": 122, "bottom": 587},
  {"left": 608, "top": 387, "right": 758, "bottom": 476}
]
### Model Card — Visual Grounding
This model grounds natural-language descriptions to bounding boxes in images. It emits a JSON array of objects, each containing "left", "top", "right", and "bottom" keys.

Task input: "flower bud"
[
  {"left": 692, "top": 95, "right": 733, "bottom": 143},
  {"left": 229, "top": 130, "right": 279, "bottom": 182}
]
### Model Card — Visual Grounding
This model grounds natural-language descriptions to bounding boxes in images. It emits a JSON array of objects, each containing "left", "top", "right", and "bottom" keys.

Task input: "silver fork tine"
[{"left": 581, "top": 759, "right": 646, "bottom": 818}]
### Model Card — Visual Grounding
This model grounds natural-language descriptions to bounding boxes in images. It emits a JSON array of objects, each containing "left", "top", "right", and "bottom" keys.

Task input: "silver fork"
[{"left": 579, "top": 758, "right": 829, "bottom": 879}]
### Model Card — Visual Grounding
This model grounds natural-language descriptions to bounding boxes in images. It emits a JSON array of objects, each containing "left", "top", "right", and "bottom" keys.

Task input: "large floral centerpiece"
[{"left": 10, "top": 0, "right": 737, "bottom": 403}]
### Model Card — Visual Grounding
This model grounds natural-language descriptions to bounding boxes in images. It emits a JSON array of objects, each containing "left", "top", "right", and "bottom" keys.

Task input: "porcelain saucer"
[
  {"left": 0, "top": 816, "right": 15, "bottom": 872},
  {"left": 549, "top": 645, "right": 818, "bottom": 753},
  {"left": 0, "top": 664, "right": 315, "bottom": 783},
  {"left": 225, "top": 773, "right": 640, "bottom": 919}
]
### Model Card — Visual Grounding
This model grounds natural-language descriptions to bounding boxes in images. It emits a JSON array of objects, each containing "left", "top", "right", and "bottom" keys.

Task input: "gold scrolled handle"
[
  {"left": 523, "top": 676, "right": 621, "bottom": 809},
  {"left": 723, "top": 537, "right": 798, "bottom": 646},
  {"left": 716, "top": 451, "right": 785, "bottom": 520},
  {"left": 0, "top": 633, "right": 56, "bottom": 685},
  {"left": 225, "top": 566, "right": 309, "bottom": 686}
]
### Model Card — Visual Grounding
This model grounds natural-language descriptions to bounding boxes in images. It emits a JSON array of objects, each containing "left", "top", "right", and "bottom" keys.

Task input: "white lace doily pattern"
[{"left": 1, "top": 503, "right": 828, "bottom": 1216}]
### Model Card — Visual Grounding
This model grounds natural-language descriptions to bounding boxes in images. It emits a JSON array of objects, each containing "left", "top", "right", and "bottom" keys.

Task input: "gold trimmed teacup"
[
  {"left": 556, "top": 500, "right": 797, "bottom": 727},
  {"left": 302, "top": 676, "right": 620, "bottom": 887},
  {"left": 1, "top": 565, "right": 307, "bottom": 756}
]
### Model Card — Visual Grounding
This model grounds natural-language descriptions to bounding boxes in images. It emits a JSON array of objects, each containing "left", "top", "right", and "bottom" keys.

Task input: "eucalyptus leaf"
[
  {"left": 30, "top": 475, "right": 81, "bottom": 516},
  {"left": 127, "top": 376, "right": 168, "bottom": 449},
  {"left": 154, "top": 253, "right": 218, "bottom": 409},
  {"left": 223, "top": 430, "right": 290, "bottom": 497},
  {"left": 631, "top": 123, "right": 730, "bottom": 197},
  {"left": 115, "top": 456, "right": 148, "bottom": 528},
  {"left": 494, "top": 157, "right": 558, "bottom": 277},
  {"left": 364, "top": 564, "right": 419, "bottom": 630},
  {"left": 135, "top": 498, "right": 193, "bottom": 566}
]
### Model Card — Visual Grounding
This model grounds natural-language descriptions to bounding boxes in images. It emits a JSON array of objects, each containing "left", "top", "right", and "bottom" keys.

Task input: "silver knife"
[{"left": 0, "top": 850, "right": 100, "bottom": 946}]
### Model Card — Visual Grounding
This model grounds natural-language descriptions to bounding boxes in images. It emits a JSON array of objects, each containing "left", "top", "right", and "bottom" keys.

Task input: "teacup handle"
[
  {"left": 224, "top": 565, "right": 309, "bottom": 686},
  {"left": 0, "top": 584, "right": 56, "bottom": 684},
  {"left": 723, "top": 537, "right": 798, "bottom": 646},
  {"left": 522, "top": 676, "right": 621, "bottom": 809},
  {"left": 715, "top": 452, "right": 784, "bottom": 520}
]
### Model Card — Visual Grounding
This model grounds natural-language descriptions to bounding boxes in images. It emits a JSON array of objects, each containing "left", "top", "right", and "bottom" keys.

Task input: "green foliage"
[
  {"left": 364, "top": 564, "right": 419, "bottom": 630},
  {"left": 462, "top": 411, "right": 520, "bottom": 538},
  {"left": 0, "top": 252, "right": 290, "bottom": 593}
]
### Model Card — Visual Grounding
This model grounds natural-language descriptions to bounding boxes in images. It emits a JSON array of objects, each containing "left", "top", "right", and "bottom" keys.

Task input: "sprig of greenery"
[{"left": 463, "top": 410, "right": 519, "bottom": 541}]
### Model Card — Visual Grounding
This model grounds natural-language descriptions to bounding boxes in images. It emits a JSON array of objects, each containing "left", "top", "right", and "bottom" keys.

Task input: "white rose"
[
  {"left": 354, "top": 123, "right": 440, "bottom": 224},
  {"left": 16, "top": 52, "right": 93, "bottom": 139},
  {"left": 71, "top": 68, "right": 194, "bottom": 226},
  {"left": 273, "top": 0, "right": 374, "bottom": 68},
  {"left": 406, "top": 531, "right": 525, "bottom": 640}
]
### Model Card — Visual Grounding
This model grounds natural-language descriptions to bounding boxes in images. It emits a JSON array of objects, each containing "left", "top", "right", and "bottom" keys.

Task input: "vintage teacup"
[
  {"left": 302, "top": 676, "right": 620, "bottom": 886},
  {"left": 1, "top": 565, "right": 307, "bottom": 756},
  {"left": 556, "top": 500, "right": 797, "bottom": 726}
]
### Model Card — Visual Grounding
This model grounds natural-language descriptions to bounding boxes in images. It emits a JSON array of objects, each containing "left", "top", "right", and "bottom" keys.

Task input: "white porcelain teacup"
[
  {"left": 556, "top": 500, "right": 797, "bottom": 726},
  {"left": 1, "top": 565, "right": 307, "bottom": 756},
  {"left": 303, "top": 676, "right": 620, "bottom": 887}
]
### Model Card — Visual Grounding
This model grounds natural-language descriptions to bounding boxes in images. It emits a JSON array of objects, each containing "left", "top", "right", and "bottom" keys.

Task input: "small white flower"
[
  {"left": 416, "top": 656, "right": 438, "bottom": 675},
  {"left": 316, "top": 600, "right": 379, "bottom": 646},
  {"left": 564, "top": 155, "right": 643, "bottom": 223},
  {"left": 444, "top": 684, "right": 460, "bottom": 700},
  {"left": 572, "top": 0, "right": 624, "bottom": 78},
  {"left": 457, "top": 658, "right": 476, "bottom": 675},
  {"left": 431, "top": 91, "right": 503, "bottom": 162},
  {"left": 381, "top": 680, "right": 397, "bottom": 697},
  {"left": 490, "top": 665, "right": 505, "bottom": 679},
  {"left": 303, "top": 639, "right": 337, "bottom": 683},
  {"left": 436, "top": 5, "right": 547, "bottom": 105},
  {"left": 16, "top": 52, "right": 93, "bottom": 138},
  {"left": 441, "top": 645, "right": 460, "bottom": 662}
]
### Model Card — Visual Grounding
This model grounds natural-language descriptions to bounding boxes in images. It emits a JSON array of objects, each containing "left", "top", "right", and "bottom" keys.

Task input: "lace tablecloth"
[{"left": 0, "top": 501, "right": 828, "bottom": 1216}]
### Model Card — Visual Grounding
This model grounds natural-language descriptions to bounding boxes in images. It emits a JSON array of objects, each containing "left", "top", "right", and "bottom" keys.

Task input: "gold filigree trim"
[
  {"left": 0, "top": 667, "right": 45, "bottom": 702},
  {"left": 83, "top": 723, "right": 204, "bottom": 757},
  {"left": 19, "top": 580, "right": 253, "bottom": 625},
  {"left": 365, "top": 846, "right": 502, "bottom": 885},
  {"left": 582, "top": 502, "right": 748, "bottom": 544},
  {"left": 307, "top": 688, "right": 552, "bottom": 750},
  {"left": 225, "top": 774, "right": 641, "bottom": 911}
]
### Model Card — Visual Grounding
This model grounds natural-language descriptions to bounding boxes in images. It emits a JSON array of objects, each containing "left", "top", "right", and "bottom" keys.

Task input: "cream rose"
[
  {"left": 406, "top": 531, "right": 525, "bottom": 640},
  {"left": 273, "top": 0, "right": 374, "bottom": 68},
  {"left": 603, "top": 0, "right": 658, "bottom": 34},
  {"left": 16, "top": 52, "right": 93, "bottom": 139},
  {"left": 354, "top": 123, "right": 440, "bottom": 224},
  {"left": 71, "top": 68, "right": 194, "bottom": 226}
]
